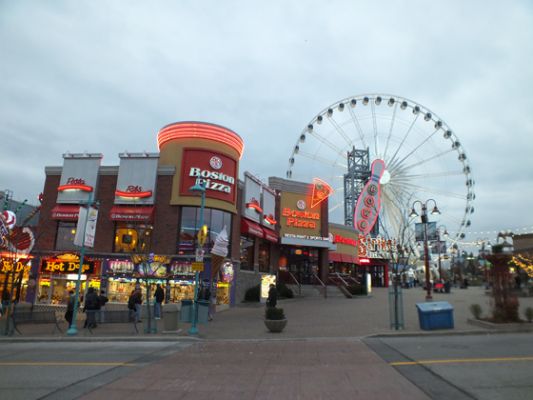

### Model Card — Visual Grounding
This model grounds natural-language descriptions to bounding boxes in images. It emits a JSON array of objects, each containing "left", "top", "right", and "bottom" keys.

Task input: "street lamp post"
[
  {"left": 67, "top": 194, "right": 94, "bottom": 336},
  {"left": 410, "top": 199, "right": 440, "bottom": 301},
  {"left": 188, "top": 182, "right": 206, "bottom": 336}
]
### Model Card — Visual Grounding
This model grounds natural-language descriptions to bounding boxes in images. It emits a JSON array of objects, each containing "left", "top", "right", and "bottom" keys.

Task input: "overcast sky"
[{"left": 1, "top": 1, "right": 532, "bottom": 249}]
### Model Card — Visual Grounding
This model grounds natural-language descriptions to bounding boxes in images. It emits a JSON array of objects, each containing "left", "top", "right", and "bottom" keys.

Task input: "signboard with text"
[{"left": 180, "top": 148, "right": 237, "bottom": 205}]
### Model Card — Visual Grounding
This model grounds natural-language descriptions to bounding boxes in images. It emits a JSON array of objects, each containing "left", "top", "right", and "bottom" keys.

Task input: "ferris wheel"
[{"left": 286, "top": 93, "right": 475, "bottom": 243}]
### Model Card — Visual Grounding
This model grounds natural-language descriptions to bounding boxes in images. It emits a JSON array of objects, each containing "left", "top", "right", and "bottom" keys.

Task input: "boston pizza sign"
[{"left": 180, "top": 149, "right": 237, "bottom": 204}]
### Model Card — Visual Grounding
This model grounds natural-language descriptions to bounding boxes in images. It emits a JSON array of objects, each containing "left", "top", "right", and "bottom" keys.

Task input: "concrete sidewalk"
[{"left": 2, "top": 286, "right": 533, "bottom": 341}]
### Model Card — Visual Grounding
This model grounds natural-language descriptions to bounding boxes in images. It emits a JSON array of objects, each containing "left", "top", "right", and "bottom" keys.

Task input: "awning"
[
  {"left": 110, "top": 206, "right": 155, "bottom": 222},
  {"left": 51, "top": 205, "right": 80, "bottom": 220},
  {"left": 329, "top": 252, "right": 357, "bottom": 264},
  {"left": 241, "top": 218, "right": 264, "bottom": 238},
  {"left": 262, "top": 227, "right": 279, "bottom": 243}
]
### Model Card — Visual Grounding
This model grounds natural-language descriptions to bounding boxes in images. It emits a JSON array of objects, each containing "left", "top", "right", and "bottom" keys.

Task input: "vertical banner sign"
[
  {"left": 84, "top": 206, "right": 98, "bottom": 247},
  {"left": 74, "top": 206, "right": 99, "bottom": 248}
]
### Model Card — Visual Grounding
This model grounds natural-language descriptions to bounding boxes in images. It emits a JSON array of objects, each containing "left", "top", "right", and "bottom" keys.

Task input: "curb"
[{"left": 0, "top": 335, "right": 203, "bottom": 343}]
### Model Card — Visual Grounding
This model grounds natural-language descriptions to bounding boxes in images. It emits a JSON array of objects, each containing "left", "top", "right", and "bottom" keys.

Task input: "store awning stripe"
[
  {"left": 241, "top": 218, "right": 264, "bottom": 238},
  {"left": 262, "top": 227, "right": 278, "bottom": 243},
  {"left": 51, "top": 205, "right": 80, "bottom": 220},
  {"left": 110, "top": 206, "right": 155, "bottom": 222}
]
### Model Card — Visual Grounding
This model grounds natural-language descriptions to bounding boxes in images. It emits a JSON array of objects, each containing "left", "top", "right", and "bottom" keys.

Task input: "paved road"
[
  {"left": 365, "top": 333, "right": 533, "bottom": 400},
  {"left": 0, "top": 341, "right": 192, "bottom": 399}
]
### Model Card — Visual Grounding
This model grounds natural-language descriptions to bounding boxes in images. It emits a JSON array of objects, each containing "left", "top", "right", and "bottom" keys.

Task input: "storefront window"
[
  {"left": 258, "top": 241, "right": 271, "bottom": 273},
  {"left": 178, "top": 207, "right": 232, "bottom": 255},
  {"left": 113, "top": 223, "right": 153, "bottom": 253},
  {"left": 240, "top": 236, "right": 254, "bottom": 271},
  {"left": 55, "top": 221, "right": 78, "bottom": 251}
]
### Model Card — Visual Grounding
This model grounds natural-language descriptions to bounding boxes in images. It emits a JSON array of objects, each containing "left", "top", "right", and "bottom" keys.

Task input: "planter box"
[{"left": 264, "top": 319, "right": 287, "bottom": 333}]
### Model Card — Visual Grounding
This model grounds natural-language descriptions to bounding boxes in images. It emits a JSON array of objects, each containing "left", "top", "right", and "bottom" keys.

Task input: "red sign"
[
  {"left": 180, "top": 149, "right": 237, "bottom": 204},
  {"left": 115, "top": 185, "right": 153, "bottom": 198},
  {"left": 333, "top": 234, "right": 357, "bottom": 247},
  {"left": 58, "top": 177, "right": 93, "bottom": 192},
  {"left": 311, "top": 178, "right": 333, "bottom": 208}
]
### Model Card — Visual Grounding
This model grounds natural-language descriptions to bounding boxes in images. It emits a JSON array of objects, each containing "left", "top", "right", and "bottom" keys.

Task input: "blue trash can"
[
  {"left": 197, "top": 300, "right": 209, "bottom": 324},
  {"left": 416, "top": 301, "right": 454, "bottom": 330},
  {"left": 180, "top": 300, "right": 193, "bottom": 323}
]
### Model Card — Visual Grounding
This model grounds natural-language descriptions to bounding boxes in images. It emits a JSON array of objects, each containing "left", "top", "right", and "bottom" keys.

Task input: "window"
[
  {"left": 178, "top": 207, "right": 232, "bottom": 255},
  {"left": 113, "top": 223, "right": 153, "bottom": 253},
  {"left": 55, "top": 222, "right": 78, "bottom": 251},
  {"left": 240, "top": 236, "right": 255, "bottom": 271},
  {"left": 258, "top": 241, "right": 271, "bottom": 273}
]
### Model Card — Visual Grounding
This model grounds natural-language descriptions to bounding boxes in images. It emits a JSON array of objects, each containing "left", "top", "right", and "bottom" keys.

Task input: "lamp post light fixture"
[
  {"left": 410, "top": 199, "right": 440, "bottom": 300},
  {"left": 188, "top": 181, "right": 207, "bottom": 336}
]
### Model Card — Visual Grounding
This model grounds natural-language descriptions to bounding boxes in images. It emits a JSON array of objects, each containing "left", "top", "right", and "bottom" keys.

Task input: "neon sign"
[
  {"left": 58, "top": 177, "right": 93, "bottom": 192},
  {"left": 245, "top": 198, "right": 263, "bottom": 213},
  {"left": 282, "top": 207, "right": 320, "bottom": 229},
  {"left": 311, "top": 178, "right": 333, "bottom": 208},
  {"left": 115, "top": 185, "right": 153, "bottom": 198},
  {"left": 353, "top": 159, "right": 385, "bottom": 235}
]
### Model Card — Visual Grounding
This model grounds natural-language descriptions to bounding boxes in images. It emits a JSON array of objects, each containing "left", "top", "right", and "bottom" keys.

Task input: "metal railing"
[
  {"left": 312, "top": 273, "right": 327, "bottom": 298},
  {"left": 287, "top": 271, "right": 302, "bottom": 296}
]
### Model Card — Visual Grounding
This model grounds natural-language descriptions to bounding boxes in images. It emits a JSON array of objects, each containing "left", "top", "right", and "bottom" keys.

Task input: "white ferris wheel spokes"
[{"left": 287, "top": 94, "right": 475, "bottom": 243}]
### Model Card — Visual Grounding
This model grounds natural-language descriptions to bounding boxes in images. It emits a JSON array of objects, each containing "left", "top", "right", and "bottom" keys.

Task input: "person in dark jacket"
[
  {"left": 64, "top": 290, "right": 76, "bottom": 326},
  {"left": 83, "top": 287, "right": 100, "bottom": 328},
  {"left": 266, "top": 284, "right": 277, "bottom": 308},
  {"left": 154, "top": 284, "right": 164, "bottom": 319},
  {"left": 97, "top": 290, "right": 109, "bottom": 323},
  {"left": 132, "top": 288, "right": 143, "bottom": 322}
]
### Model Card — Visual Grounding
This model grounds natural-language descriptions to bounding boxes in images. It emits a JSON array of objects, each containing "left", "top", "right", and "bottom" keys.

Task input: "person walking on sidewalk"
[
  {"left": 97, "top": 290, "right": 108, "bottom": 323},
  {"left": 65, "top": 290, "right": 76, "bottom": 326},
  {"left": 132, "top": 288, "right": 143, "bottom": 322},
  {"left": 83, "top": 287, "right": 100, "bottom": 329},
  {"left": 154, "top": 284, "right": 164, "bottom": 320},
  {"left": 266, "top": 284, "right": 277, "bottom": 309}
]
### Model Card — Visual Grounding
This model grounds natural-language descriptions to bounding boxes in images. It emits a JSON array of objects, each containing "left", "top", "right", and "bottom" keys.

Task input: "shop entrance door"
[{"left": 288, "top": 260, "right": 314, "bottom": 285}]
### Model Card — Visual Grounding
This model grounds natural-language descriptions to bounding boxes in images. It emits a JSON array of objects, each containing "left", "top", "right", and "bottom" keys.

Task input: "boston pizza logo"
[
  {"left": 209, "top": 156, "right": 223, "bottom": 170},
  {"left": 296, "top": 200, "right": 306, "bottom": 210}
]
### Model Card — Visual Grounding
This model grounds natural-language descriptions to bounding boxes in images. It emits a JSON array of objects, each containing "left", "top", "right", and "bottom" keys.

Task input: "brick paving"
[{"left": 3, "top": 286, "right": 533, "bottom": 399}]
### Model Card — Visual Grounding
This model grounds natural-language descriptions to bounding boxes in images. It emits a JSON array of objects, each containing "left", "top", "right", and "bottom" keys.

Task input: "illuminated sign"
[
  {"left": 358, "top": 234, "right": 397, "bottom": 259},
  {"left": 333, "top": 234, "right": 357, "bottom": 247},
  {"left": 180, "top": 149, "right": 237, "bottom": 204},
  {"left": 311, "top": 178, "right": 333, "bottom": 208},
  {"left": 353, "top": 159, "right": 385, "bottom": 235},
  {"left": 245, "top": 198, "right": 263, "bottom": 213},
  {"left": 282, "top": 207, "right": 319, "bottom": 229},
  {"left": 263, "top": 214, "right": 277, "bottom": 226},
  {"left": 58, "top": 177, "right": 93, "bottom": 192},
  {"left": 115, "top": 185, "right": 153, "bottom": 199},
  {"left": 1, "top": 260, "right": 31, "bottom": 273},
  {"left": 41, "top": 260, "right": 95, "bottom": 274}
]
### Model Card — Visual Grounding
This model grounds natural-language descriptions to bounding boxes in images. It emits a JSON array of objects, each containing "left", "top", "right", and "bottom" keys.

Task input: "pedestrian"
[
  {"left": 154, "top": 283, "right": 164, "bottom": 319},
  {"left": 83, "top": 287, "right": 100, "bottom": 329},
  {"left": 127, "top": 290, "right": 136, "bottom": 322},
  {"left": 133, "top": 288, "right": 143, "bottom": 322},
  {"left": 98, "top": 290, "right": 109, "bottom": 323},
  {"left": 64, "top": 290, "right": 76, "bottom": 326},
  {"left": 266, "top": 284, "right": 277, "bottom": 309}
]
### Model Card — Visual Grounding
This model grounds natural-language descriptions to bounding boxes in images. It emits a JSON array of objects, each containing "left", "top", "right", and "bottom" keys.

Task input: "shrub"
[
  {"left": 265, "top": 307, "right": 285, "bottom": 320},
  {"left": 277, "top": 282, "right": 294, "bottom": 299},
  {"left": 469, "top": 304, "right": 482, "bottom": 319},
  {"left": 525, "top": 307, "right": 533, "bottom": 323},
  {"left": 244, "top": 284, "right": 260, "bottom": 302},
  {"left": 347, "top": 284, "right": 365, "bottom": 296}
]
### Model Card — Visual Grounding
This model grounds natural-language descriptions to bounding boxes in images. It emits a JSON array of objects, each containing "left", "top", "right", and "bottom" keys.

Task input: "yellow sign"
[
  {"left": 197, "top": 225, "right": 208, "bottom": 246},
  {"left": 191, "top": 261, "right": 204, "bottom": 271}
]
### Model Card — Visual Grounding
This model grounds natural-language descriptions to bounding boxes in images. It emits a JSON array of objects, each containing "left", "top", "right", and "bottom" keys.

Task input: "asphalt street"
[
  {"left": 0, "top": 341, "right": 192, "bottom": 400},
  {"left": 365, "top": 333, "right": 533, "bottom": 400}
]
